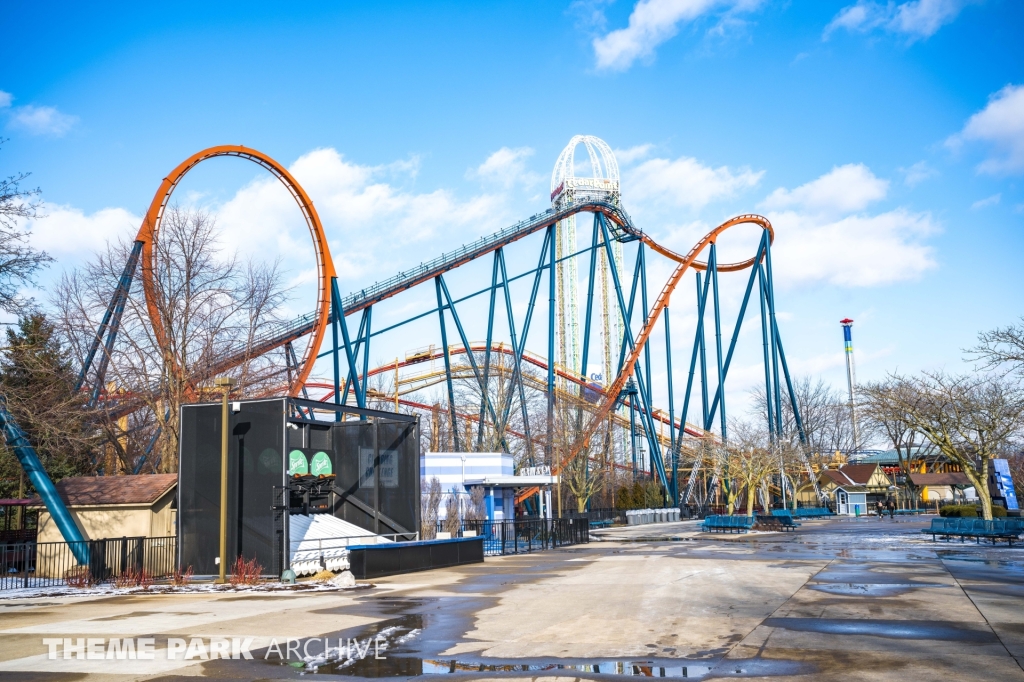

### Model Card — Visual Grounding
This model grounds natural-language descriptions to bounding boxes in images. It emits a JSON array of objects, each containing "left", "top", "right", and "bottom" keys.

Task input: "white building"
[{"left": 420, "top": 452, "right": 559, "bottom": 521}]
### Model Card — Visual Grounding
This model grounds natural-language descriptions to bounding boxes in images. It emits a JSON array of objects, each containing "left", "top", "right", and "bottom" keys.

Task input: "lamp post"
[{"left": 214, "top": 376, "right": 236, "bottom": 583}]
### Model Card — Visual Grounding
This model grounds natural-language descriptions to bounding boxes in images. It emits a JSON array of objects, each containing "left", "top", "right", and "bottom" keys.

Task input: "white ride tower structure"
[{"left": 550, "top": 136, "right": 624, "bottom": 390}]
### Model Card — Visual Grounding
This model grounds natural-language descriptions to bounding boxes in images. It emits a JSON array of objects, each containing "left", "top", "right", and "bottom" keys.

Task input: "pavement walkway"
[{"left": 2, "top": 516, "right": 1023, "bottom": 680}]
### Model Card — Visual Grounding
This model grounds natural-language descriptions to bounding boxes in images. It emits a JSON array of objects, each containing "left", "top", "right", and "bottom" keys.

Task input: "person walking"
[{"left": 886, "top": 497, "right": 896, "bottom": 520}]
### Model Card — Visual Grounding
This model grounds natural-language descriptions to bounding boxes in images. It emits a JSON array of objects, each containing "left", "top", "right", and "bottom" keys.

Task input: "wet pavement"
[{"left": 2, "top": 516, "right": 1024, "bottom": 680}]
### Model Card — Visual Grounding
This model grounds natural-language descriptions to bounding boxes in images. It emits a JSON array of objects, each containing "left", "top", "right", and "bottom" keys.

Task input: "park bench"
[
  {"left": 769, "top": 510, "right": 802, "bottom": 531},
  {"left": 589, "top": 519, "right": 614, "bottom": 529},
  {"left": 791, "top": 508, "right": 833, "bottom": 519},
  {"left": 922, "top": 517, "right": 1024, "bottom": 545},
  {"left": 701, "top": 515, "right": 754, "bottom": 534}
]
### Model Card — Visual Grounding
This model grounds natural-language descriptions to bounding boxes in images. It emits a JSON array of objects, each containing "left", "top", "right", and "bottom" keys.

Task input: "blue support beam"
[
  {"left": 78, "top": 240, "right": 143, "bottom": 407},
  {"left": 704, "top": 234, "right": 768, "bottom": 429},
  {"left": 434, "top": 276, "right": 460, "bottom": 451},
  {"left": 547, "top": 224, "right": 556, "bottom": 461},
  {"left": 477, "top": 253, "right": 500, "bottom": 448},
  {"left": 709, "top": 245, "right": 728, "bottom": 440},
  {"left": 1, "top": 397, "right": 88, "bottom": 563},
  {"left": 597, "top": 215, "right": 669, "bottom": 491},
  {"left": 436, "top": 275, "right": 505, "bottom": 450}
]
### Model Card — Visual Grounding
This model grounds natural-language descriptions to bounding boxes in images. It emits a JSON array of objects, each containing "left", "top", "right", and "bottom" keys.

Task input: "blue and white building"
[{"left": 420, "top": 452, "right": 559, "bottom": 521}]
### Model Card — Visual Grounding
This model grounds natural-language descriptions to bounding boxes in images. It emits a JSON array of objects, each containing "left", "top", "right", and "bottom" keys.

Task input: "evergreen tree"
[{"left": 0, "top": 313, "right": 96, "bottom": 497}]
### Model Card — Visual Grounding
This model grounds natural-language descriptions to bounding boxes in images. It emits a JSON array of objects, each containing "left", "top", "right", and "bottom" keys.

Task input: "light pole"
[{"left": 214, "top": 376, "right": 236, "bottom": 584}]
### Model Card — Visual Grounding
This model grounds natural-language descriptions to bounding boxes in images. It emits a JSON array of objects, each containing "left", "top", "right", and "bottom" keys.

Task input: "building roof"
[
  {"left": 821, "top": 464, "right": 886, "bottom": 486},
  {"left": 37, "top": 474, "right": 177, "bottom": 507},
  {"left": 908, "top": 472, "right": 971, "bottom": 487}
]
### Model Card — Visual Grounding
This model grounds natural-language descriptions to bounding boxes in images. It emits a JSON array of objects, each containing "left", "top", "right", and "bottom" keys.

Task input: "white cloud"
[
  {"left": 759, "top": 165, "right": 937, "bottom": 288},
  {"left": 27, "top": 205, "right": 141, "bottom": 256},
  {"left": 971, "top": 193, "right": 1000, "bottom": 209},
  {"left": 947, "top": 84, "right": 1024, "bottom": 174},
  {"left": 768, "top": 208, "right": 938, "bottom": 288},
  {"left": 469, "top": 147, "right": 540, "bottom": 188},
  {"left": 614, "top": 144, "right": 655, "bottom": 165},
  {"left": 6, "top": 104, "right": 78, "bottom": 136},
  {"left": 624, "top": 155, "right": 763, "bottom": 210},
  {"left": 213, "top": 148, "right": 507, "bottom": 283},
  {"left": 824, "top": 0, "right": 971, "bottom": 41},
  {"left": 901, "top": 160, "right": 938, "bottom": 187},
  {"left": 0, "top": 91, "right": 11, "bottom": 108},
  {"left": 761, "top": 164, "right": 888, "bottom": 216},
  {"left": 592, "top": 0, "right": 762, "bottom": 71}
]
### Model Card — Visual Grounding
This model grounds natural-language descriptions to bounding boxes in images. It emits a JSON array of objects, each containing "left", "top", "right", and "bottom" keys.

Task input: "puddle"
[
  {"left": 763, "top": 617, "right": 997, "bottom": 643},
  {"left": 809, "top": 582, "right": 947, "bottom": 597}
]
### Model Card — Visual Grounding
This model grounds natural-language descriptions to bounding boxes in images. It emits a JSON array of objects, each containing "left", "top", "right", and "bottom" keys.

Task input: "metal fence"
[
  {"left": 458, "top": 518, "right": 590, "bottom": 556},
  {"left": 1, "top": 536, "right": 177, "bottom": 591}
]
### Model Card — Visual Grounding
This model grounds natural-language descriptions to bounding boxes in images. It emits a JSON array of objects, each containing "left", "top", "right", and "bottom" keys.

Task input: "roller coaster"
[{"left": 14, "top": 136, "right": 808, "bottom": 547}]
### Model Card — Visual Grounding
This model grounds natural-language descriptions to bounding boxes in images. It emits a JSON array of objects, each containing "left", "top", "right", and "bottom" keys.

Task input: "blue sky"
[{"left": 2, "top": 0, "right": 1022, "bottom": 433}]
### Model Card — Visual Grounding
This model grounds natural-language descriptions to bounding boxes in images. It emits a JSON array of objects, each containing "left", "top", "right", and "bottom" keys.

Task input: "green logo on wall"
[
  {"left": 288, "top": 450, "right": 308, "bottom": 475},
  {"left": 310, "top": 451, "right": 333, "bottom": 476}
]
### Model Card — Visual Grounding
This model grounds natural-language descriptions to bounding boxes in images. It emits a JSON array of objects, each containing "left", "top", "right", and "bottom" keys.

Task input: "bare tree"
[
  {"left": 861, "top": 372, "right": 1024, "bottom": 519},
  {"left": 420, "top": 476, "right": 441, "bottom": 539},
  {"left": 727, "top": 421, "right": 782, "bottom": 517},
  {"left": 860, "top": 377, "right": 923, "bottom": 507},
  {"left": 444, "top": 487, "right": 462, "bottom": 536},
  {"left": 971, "top": 319, "right": 1024, "bottom": 376},
  {"left": 0, "top": 139, "right": 52, "bottom": 314},
  {"left": 465, "top": 485, "right": 487, "bottom": 521},
  {"left": 751, "top": 376, "right": 859, "bottom": 459},
  {"left": 53, "top": 206, "right": 290, "bottom": 473}
]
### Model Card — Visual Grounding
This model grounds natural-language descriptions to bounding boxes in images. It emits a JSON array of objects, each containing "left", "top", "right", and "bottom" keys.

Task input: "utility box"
[{"left": 177, "top": 397, "right": 419, "bottom": 576}]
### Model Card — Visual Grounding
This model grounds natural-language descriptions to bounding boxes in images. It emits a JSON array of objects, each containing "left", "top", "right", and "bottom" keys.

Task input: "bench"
[
  {"left": 791, "top": 508, "right": 834, "bottom": 519},
  {"left": 701, "top": 515, "right": 755, "bottom": 534},
  {"left": 768, "top": 510, "right": 802, "bottom": 531},
  {"left": 893, "top": 509, "right": 924, "bottom": 516},
  {"left": 922, "top": 517, "right": 1024, "bottom": 545},
  {"left": 589, "top": 519, "right": 614, "bottom": 529}
]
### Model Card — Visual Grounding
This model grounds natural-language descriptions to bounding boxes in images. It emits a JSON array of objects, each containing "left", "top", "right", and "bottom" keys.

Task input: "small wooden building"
[
  {"left": 797, "top": 463, "right": 893, "bottom": 509},
  {"left": 36, "top": 474, "right": 177, "bottom": 543}
]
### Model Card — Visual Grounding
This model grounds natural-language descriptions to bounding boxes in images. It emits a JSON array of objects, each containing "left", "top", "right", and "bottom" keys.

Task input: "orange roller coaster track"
[{"left": 134, "top": 145, "right": 335, "bottom": 397}]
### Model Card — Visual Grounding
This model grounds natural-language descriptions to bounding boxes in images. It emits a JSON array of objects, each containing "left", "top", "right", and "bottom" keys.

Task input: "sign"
[
  {"left": 288, "top": 450, "right": 308, "bottom": 476},
  {"left": 521, "top": 465, "right": 551, "bottom": 477},
  {"left": 359, "top": 448, "right": 399, "bottom": 489},
  {"left": 310, "top": 451, "right": 333, "bottom": 476}
]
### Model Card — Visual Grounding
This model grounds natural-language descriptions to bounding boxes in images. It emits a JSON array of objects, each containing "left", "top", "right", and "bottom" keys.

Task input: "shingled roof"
[
  {"left": 42, "top": 474, "right": 177, "bottom": 507},
  {"left": 820, "top": 464, "right": 884, "bottom": 486}
]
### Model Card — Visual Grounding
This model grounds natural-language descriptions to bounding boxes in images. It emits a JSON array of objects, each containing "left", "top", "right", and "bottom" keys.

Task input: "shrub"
[
  {"left": 64, "top": 566, "right": 93, "bottom": 588},
  {"left": 311, "top": 569, "right": 335, "bottom": 582},
  {"left": 113, "top": 568, "right": 153, "bottom": 589},
  {"left": 940, "top": 505, "right": 977, "bottom": 517},
  {"left": 940, "top": 504, "right": 1007, "bottom": 518},
  {"left": 172, "top": 565, "right": 194, "bottom": 587},
  {"left": 229, "top": 556, "right": 263, "bottom": 586}
]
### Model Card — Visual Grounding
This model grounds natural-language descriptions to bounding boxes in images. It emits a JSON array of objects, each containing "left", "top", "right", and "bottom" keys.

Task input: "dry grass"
[{"left": 310, "top": 569, "right": 336, "bottom": 582}]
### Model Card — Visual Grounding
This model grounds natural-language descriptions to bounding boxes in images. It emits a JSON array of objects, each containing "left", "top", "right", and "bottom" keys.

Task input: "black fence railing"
[
  {"left": 439, "top": 519, "right": 589, "bottom": 556},
  {"left": 0, "top": 536, "right": 177, "bottom": 591}
]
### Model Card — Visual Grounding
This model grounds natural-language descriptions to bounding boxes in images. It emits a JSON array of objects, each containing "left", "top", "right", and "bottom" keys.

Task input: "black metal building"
[{"left": 177, "top": 397, "right": 419, "bottom": 576}]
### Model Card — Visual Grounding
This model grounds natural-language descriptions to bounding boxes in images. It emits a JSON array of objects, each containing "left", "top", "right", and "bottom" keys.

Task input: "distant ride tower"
[
  {"left": 840, "top": 318, "right": 860, "bottom": 453},
  {"left": 550, "top": 136, "right": 623, "bottom": 386}
]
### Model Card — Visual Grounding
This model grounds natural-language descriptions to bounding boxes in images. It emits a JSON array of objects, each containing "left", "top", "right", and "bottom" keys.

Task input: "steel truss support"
[
  {"left": 597, "top": 214, "right": 668, "bottom": 491},
  {"left": 77, "top": 240, "right": 143, "bottom": 407}
]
